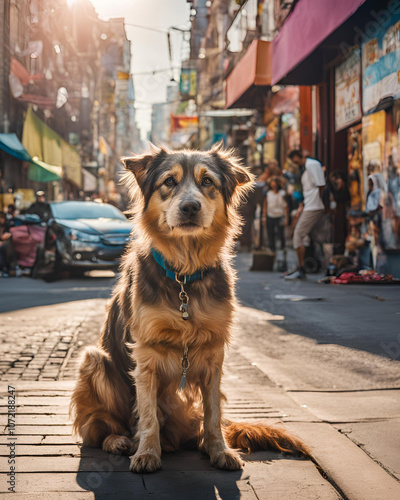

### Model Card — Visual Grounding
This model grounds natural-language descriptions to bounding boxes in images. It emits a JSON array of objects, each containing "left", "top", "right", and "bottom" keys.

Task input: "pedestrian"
[
  {"left": 284, "top": 149, "right": 327, "bottom": 280},
  {"left": 330, "top": 171, "right": 351, "bottom": 254},
  {"left": 6, "top": 204, "right": 16, "bottom": 227},
  {"left": 238, "top": 184, "right": 258, "bottom": 252},
  {"left": 0, "top": 212, "right": 17, "bottom": 277},
  {"left": 263, "top": 177, "right": 288, "bottom": 253},
  {"left": 26, "top": 190, "right": 51, "bottom": 222},
  {"left": 268, "top": 159, "right": 282, "bottom": 177},
  {"left": 364, "top": 173, "right": 387, "bottom": 270}
]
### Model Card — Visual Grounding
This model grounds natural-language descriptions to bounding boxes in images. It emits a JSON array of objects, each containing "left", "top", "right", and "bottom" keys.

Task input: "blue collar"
[{"left": 151, "top": 248, "right": 208, "bottom": 283}]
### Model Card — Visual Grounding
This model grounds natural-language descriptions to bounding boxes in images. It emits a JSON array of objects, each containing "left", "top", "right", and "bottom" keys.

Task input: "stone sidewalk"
[
  {"left": 1, "top": 299, "right": 400, "bottom": 499},
  {"left": 0, "top": 300, "right": 104, "bottom": 382}
]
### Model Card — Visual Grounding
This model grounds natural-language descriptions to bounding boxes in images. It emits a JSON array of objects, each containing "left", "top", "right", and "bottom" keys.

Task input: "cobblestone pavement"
[{"left": 0, "top": 299, "right": 104, "bottom": 382}]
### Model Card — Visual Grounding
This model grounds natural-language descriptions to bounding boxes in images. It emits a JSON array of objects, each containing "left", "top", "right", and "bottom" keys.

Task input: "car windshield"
[{"left": 51, "top": 202, "right": 126, "bottom": 220}]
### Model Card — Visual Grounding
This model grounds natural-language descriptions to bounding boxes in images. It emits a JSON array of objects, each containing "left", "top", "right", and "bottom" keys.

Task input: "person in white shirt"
[
  {"left": 285, "top": 149, "right": 327, "bottom": 280},
  {"left": 262, "top": 177, "right": 288, "bottom": 252}
]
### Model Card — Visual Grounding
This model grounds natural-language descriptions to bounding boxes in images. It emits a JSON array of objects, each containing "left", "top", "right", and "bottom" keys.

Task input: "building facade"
[{"left": 0, "top": 0, "right": 140, "bottom": 210}]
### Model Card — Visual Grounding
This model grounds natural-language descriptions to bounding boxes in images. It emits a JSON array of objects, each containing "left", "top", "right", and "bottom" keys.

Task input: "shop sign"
[
  {"left": 335, "top": 50, "right": 361, "bottom": 131},
  {"left": 180, "top": 68, "right": 197, "bottom": 97},
  {"left": 362, "top": 11, "right": 400, "bottom": 113},
  {"left": 170, "top": 113, "right": 198, "bottom": 133}
]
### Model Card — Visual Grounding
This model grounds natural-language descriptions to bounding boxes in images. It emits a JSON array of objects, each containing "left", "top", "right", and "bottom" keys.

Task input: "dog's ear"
[
  {"left": 122, "top": 153, "right": 153, "bottom": 185},
  {"left": 122, "top": 144, "right": 167, "bottom": 187},
  {"left": 210, "top": 144, "right": 255, "bottom": 205}
]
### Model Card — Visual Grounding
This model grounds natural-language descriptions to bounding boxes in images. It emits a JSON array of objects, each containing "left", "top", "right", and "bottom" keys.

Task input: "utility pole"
[{"left": 0, "top": 0, "right": 10, "bottom": 133}]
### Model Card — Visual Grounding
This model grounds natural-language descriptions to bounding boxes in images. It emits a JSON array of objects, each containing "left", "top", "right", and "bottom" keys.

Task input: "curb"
[
  {"left": 238, "top": 345, "right": 400, "bottom": 500},
  {"left": 285, "top": 421, "right": 400, "bottom": 500}
]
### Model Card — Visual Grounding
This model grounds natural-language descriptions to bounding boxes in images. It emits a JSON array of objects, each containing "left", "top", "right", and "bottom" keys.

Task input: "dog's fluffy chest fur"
[{"left": 121, "top": 249, "right": 235, "bottom": 385}]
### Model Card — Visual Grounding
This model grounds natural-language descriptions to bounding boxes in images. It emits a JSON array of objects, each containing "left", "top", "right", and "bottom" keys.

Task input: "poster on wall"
[
  {"left": 385, "top": 103, "right": 400, "bottom": 249},
  {"left": 362, "top": 110, "right": 386, "bottom": 178},
  {"left": 362, "top": 110, "right": 400, "bottom": 250},
  {"left": 362, "top": 11, "right": 400, "bottom": 113},
  {"left": 347, "top": 124, "right": 364, "bottom": 209},
  {"left": 335, "top": 50, "right": 362, "bottom": 131}
]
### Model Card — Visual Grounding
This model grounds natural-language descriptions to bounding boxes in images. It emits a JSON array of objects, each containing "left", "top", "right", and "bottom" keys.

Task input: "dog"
[{"left": 70, "top": 144, "right": 309, "bottom": 473}]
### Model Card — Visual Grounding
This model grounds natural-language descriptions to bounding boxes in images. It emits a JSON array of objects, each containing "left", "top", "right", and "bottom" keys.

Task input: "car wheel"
[
  {"left": 43, "top": 246, "right": 63, "bottom": 282},
  {"left": 31, "top": 244, "right": 45, "bottom": 279}
]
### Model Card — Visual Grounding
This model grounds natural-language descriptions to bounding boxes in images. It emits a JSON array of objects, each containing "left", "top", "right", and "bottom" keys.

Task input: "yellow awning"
[
  {"left": 22, "top": 106, "right": 82, "bottom": 187},
  {"left": 61, "top": 139, "right": 82, "bottom": 187}
]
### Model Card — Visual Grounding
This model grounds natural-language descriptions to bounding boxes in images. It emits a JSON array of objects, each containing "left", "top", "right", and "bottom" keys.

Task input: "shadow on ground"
[{"left": 75, "top": 447, "right": 295, "bottom": 500}]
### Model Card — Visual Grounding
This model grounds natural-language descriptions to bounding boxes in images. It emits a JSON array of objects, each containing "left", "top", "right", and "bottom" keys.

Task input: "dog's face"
[{"left": 123, "top": 145, "right": 253, "bottom": 238}]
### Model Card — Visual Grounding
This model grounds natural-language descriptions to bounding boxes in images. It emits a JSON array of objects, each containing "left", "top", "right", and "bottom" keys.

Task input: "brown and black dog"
[{"left": 70, "top": 144, "right": 309, "bottom": 473}]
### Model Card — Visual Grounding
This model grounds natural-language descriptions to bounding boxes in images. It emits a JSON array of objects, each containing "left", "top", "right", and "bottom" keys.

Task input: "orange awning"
[{"left": 225, "top": 40, "right": 272, "bottom": 109}]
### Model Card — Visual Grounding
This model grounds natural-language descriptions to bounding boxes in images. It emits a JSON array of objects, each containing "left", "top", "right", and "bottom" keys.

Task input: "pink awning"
[
  {"left": 272, "top": 0, "right": 367, "bottom": 85},
  {"left": 225, "top": 40, "right": 272, "bottom": 109}
]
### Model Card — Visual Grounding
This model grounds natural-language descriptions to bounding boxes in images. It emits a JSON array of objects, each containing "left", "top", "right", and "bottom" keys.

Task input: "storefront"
[
  {"left": 360, "top": 8, "right": 400, "bottom": 273},
  {"left": 271, "top": 0, "right": 400, "bottom": 275}
]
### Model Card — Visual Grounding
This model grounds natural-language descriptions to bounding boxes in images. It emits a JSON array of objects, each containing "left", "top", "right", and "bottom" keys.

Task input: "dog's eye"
[
  {"left": 164, "top": 177, "right": 176, "bottom": 187},
  {"left": 202, "top": 177, "right": 213, "bottom": 186}
]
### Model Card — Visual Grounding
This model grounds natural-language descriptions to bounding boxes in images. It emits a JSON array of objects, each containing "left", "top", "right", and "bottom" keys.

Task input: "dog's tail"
[{"left": 223, "top": 420, "right": 310, "bottom": 457}]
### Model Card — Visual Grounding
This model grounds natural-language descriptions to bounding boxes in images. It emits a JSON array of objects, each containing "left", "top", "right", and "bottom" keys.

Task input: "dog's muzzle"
[{"left": 179, "top": 200, "right": 201, "bottom": 218}]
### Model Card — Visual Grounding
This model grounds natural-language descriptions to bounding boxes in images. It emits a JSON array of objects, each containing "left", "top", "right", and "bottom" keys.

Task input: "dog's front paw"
[
  {"left": 129, "top": 452, "right": 162, "bottom": 474},
  {"left": 211, "top": 449, "right": 244, "bottom": 471}
]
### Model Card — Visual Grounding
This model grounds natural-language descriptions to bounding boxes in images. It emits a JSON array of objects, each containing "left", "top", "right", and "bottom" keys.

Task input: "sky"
[{"left": 85, "top": 0, "right": 191, "bottom": 138}]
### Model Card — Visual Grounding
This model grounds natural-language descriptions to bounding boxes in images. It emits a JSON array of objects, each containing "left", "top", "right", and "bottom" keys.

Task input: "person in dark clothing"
[
  {"left": 26, "top": 191, "right": 51, "bottom": 222},
  {"left": 239, "top": 188, "right": 258, "bottom": 251},
  {"left": 330, "top": 171, "right": 351, "bottom": 254},
  {"left": 0, "top": 212, "right": 17, "bottom": 276}
]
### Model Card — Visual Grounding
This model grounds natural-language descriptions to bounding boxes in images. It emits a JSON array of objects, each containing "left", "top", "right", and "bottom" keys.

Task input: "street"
[
  {"left": 3, "top": 253, "right": 400, "bottom": 360},
  {"left": 1, "top": 254, "right": 400, "bottom": 498},
  {"left": 2, "top": 0, "right": 400, "bottom": 497}
]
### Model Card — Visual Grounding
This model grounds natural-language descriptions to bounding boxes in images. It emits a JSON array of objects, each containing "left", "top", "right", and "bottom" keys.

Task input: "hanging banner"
[
  {"left": 362, "top": 11, "right": 400, "bottom": 113},
  {"left": 335, "top": 49, "right": 362, "bottom": 131}
]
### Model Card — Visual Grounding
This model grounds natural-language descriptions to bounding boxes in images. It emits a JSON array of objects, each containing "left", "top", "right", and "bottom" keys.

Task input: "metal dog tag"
[
  {"left": 178, "top": 372, "right": 187, "bottom": 391},
  {"left": 179, "top": 303, "right": 190, "bottom": 320},
  {"left": 179, "top": 347, "right": 190, "bottom": 391}
]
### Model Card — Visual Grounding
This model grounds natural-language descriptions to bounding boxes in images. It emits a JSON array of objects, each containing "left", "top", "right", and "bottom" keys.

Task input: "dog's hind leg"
[
  {"left": 103, "top": 434, "right": 137, "bottom": 455},
  {"left": 70, "top": 346, "right": 136, "bottom": 455}
]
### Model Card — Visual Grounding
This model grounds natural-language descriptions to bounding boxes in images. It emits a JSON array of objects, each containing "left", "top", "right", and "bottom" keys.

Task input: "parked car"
[{"left": 36, "top": 201, "right": 132, "bottom": 277}]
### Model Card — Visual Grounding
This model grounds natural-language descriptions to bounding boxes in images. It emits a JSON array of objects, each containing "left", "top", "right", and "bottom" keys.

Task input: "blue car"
[{"left": 40, "top": 201, "right": 132, "bottom": 277}]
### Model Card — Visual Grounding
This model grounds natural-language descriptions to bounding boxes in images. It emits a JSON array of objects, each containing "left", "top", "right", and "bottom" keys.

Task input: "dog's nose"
[{"left": 180, "top": 200, "right": 201, "bottom": 217}]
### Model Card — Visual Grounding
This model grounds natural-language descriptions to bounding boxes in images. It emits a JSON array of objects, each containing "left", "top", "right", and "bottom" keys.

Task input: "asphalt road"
[
  {"left": 0, "top": 271, "right": 117, "bottom": 313},
  {"left": 235, "top": 253, "right": 400, "bottom": 360},
  {"left": 1, "top": 253, "right": 400, "bottom": 361}
]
